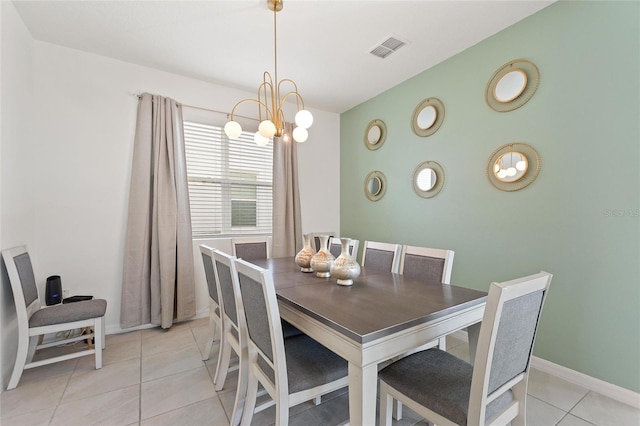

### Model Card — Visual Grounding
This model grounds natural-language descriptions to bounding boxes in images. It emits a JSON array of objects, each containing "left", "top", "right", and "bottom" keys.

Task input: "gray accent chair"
[
  {"left": 199, "top": 245, "right": 223, "bottom": 362},
  {"left": 234, "top": 258, "right": 349, "bottom": 426},
  {"left": 361, "top": 240, "right": 402, "bottom": 273},
  {"left": 378, "top": 271, "right": 553, "bottom": 426},
  {"left": 2, "top": 245, "right": 107, "bottom": 390}
]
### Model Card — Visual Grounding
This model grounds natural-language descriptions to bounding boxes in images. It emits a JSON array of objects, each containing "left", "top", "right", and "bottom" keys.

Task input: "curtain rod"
[{"left": 134, "top": 93, "right": 258, "bottom": 122}]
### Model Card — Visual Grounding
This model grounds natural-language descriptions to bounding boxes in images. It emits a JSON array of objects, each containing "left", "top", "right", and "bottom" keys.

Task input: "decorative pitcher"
[
  {"left": 330, "top": 238, "right": 361, "bottom": 286},
  {"left": 310, "top": 235, "right": 335, "bottom": 278},
  {"left": 294, "top": 233, "right": 316, "bottom": 272}
]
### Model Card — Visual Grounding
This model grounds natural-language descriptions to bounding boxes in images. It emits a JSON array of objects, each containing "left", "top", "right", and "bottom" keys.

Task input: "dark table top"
[{"left": 250, "top": 257, "right": 487, "bottom": 344}]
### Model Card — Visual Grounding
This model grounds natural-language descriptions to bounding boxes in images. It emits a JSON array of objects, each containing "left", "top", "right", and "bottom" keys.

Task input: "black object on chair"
[{"left": 45, "top": 275, "right": 62, "bottom": 305}]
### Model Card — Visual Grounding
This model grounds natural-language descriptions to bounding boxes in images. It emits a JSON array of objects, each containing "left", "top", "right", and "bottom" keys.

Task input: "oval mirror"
[
  {"left": 486, "top": 59, "right": 539, "bottom": 112},
  {"left": 364, "top": 171, "right": 387, "bottom": 201},
  {"left": 494, "top": 70, "right": 527, "bottom": 103},
  {"left": 412, "top": 161, "right": 445, "bottom": 199},
  {"left": 416, "top": 105, "right": 437, "bottom": 130},
  {"left": 364, "top": 119, "right": 387, "bottom": 150},
  {"left": 411, "top": 98, "right": 445, "bottom": 137},
  {"left": 486, "top": 143, "right": 541, "bottom": 191},
  {"left": 493, "top": 151, "right": 528, "bottom": 182}
]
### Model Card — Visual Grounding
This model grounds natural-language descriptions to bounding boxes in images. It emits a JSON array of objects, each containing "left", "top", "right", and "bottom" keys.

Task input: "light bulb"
[
  {"left": 493, "top": 163, "right": 500, "bottom": 173},
  {"left": 295, "top": 110, "right": 313, "bottom": 129},
  {"left": 254, "top": 131, "right": 269, "bottom": 146},
  {"left": 506, "top": 167, "right": 517, "bottom": 177},
  {"left": 516, "top": 160, "right": 527, "bottom": 171},
  {"left": 224, "top": 121, "right": 242, "bottom": 139},
  {"left": 292, "top": 127, "right": 308, "bottom": 143},
  {"left": 497, "top": 169, "right": 508, "bottom": 179},
  {"left": 258, "top": 120, "right": 276, "bottom": 138}
]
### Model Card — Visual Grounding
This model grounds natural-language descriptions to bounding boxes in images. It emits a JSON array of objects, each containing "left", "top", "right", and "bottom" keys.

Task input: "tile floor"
[{"left": 1, "top": 318, "right": 638, "bottom": 426}]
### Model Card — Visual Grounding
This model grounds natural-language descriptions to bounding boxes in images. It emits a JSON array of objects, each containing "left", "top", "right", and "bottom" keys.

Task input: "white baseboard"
[
  {"left": 449, "top": 330, "right": 640, "bottom": 409},
  {"left": 105, "top": 308, "right": 209, "bottom": 335}
]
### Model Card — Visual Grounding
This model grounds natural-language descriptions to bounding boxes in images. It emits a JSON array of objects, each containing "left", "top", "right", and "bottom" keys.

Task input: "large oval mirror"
[
  {"left": 364, "top": 119, "right": 387, "bottom": 150},
  {"left": 494, "top": 70, "right": 527, "bottom": 103},
  {"left": 486, "top": 143, "right": 540, "bottom": 191},
  {"left": 411, "top": 98, "right": 445, "bottom": 137},
  {"left": 486, "top": 59, "right": 540, "bottom": 112},
  {"left": 412, "top": 161, "right": 445, "bottom": 198},
  {"left": 364, "top": 171, "right": 387, "bottom": 201}
]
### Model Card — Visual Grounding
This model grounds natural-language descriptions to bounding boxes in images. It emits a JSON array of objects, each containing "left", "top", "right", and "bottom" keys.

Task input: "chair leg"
[
  {"left": 231, "top": 347, "right": 248, "bottom": 426},
  {"left": 26, "top": 335, "right": 39, "bottom": 363},
  {"left": 102, "top": 316, "right": 106, "bottom": 349},
  {"left": 379, "top": 382, "right": 394, "bottom": 426},
  {"left": 240, "top": 372, "right": 259, "bottom": 426},
  {"left": 202, "top": 316, "right": 217, "bottom": 361},
  {"left": 314, "top": 395, "right": 321, "bottom": 405},
  {"left": 94, "top": 317, "right": 103, "bottom": 369},
  {"left": 437, "top": 336, "right": 446, "bottom": 350},
  {"left": 214, "top": 333, "right": 232, "bottom": 390},
  {"left": 392, "top": 399, "right": 403, "bottom": 421},
  {"left": 7, "top": 332, "right": 31, "bottom": 390}
]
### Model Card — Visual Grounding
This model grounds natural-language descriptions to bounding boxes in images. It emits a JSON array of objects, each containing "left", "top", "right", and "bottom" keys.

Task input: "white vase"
[
  {"left": 310, "top": 235, "right": 335, "bottom": 278},
  {"left": 294, "top": 233, "right": 316, "bottom": 273},
  {"left": 330, "top": 238, "right": 361, "bottom": 286}
]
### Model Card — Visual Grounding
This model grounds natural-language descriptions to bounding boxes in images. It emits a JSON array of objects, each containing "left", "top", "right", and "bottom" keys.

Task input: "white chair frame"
[
  {"left": 379, "top": 271, "right": 552, "bottom": 426},
  {"left": 231, "top": 236, "right": 271, "bottom": 260},
  {"left": 2, "top": 245, "right": 105, "bottom": 390},
  {"left": 329, "top": 237, "right": 360, "bottom": 261},
  {"left": 361, "top": 240, "right": 402, "bottom": 273},
  {"left": 199, "top": 245, "right": 223, "bottom": 362}
]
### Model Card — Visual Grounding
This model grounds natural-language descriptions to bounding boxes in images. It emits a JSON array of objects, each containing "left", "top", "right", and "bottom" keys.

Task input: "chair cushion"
[
  {"left": 30, "top": 299, "right": 107, "bottom": 327},
  {"left": 379, "top": 348, "right": 513, "bottom": 425},
  {"left": 285, "top": 335, "right": 348, "bottom": 394}
]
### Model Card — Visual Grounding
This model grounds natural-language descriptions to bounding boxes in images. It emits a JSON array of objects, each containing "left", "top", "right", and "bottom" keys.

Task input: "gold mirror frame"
[
  {"left": 364, "top": 171, "right": 387, "bottom": 201},
  {"left": 411, "top": 98, "right": 445, "bottom": 137},
  {"left": 364, "top": 119, "right": 387, "bottom": 150},
  {"left": 486, "top": 143, "right": 541, "bottom": 191},
  {"left": 412, "top": 161, "right": 445, "bottom": 199},
  {"left": 485, "top": 59, "right": 540, "bottom": 112}
]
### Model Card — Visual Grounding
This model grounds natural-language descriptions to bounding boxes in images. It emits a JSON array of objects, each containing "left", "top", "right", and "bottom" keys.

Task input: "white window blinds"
[{"left": 184, "top": 121, "right": 273, "bottom": 237}]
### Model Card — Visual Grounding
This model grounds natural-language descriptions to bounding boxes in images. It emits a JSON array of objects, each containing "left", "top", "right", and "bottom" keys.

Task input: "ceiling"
[{"left": 12, "top": 0, "right": 555, "bottom": 113}]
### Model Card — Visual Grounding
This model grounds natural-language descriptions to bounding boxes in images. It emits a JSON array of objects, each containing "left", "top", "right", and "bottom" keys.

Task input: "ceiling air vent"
[{"left": 370, "top": 36, "right": 407, "bottom": 59}]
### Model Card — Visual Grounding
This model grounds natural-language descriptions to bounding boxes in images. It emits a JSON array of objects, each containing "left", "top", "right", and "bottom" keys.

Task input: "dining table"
[{"left": 249, "top": 257, "right": 488, "bottom": 426}]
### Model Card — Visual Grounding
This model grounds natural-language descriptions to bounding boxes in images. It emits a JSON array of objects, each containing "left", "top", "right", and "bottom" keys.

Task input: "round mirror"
[
  {"left": 416, "top": 105, "right": 437, "bottom": 130},
  {"left": 494, "top": 70, "right": 527, "bottom": 103},
  {"left": 486, "top": 143, "right": 540, "bottom": 191},
  {"left": 364, "top": 119, "right": 387, "bottom": 150},
  {"left": 412, "top": 161, "right": 445, "bottom": 199},
  {"left": 493, "top": 151, "right": 528, "bottom": 182},
  {"left": 364, "top": 171, "right": 387, "bottom": 201},
  {"left": 411, "top": 98, "right": 445, "bottom": 137},
  {"left": 486, "top": 59, "right": 539, "bottom": 112}
]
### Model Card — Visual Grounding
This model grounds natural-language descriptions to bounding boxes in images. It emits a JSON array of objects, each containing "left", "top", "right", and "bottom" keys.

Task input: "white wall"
[
  {"left": 0, "top": 1, "right": 36, "bottom": 390},
  {"left": 25, "top": 41, "right": 339, "bottom": 337}
]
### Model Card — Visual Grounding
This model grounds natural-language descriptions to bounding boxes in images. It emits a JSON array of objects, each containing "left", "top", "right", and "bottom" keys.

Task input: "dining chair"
[
  {"left": 2, "top": 245, "right": 107, "bottom": 390},
  {"left": 231, "top": 236, "right": 270, "bottom": 260},
  {"left": 329, "top": 237, "right": 360, "bottom": 260},
  {"left": 378, "top": 271, "right": 553, "bottom": 426},
  {"left": 211, "top": 249, "right": 247, "bottom": 425},
  {"left": 199, "top": 245, "right": 223, "bottom": 362},
  {"left": 309, "top": 231, "right": 336, "bottom": 252},
  {"left": 361, "top": 240, "right": 402, "bottom": 273},
  {"left": 234, "top": 258, "right": 349, "bottom": 426}
]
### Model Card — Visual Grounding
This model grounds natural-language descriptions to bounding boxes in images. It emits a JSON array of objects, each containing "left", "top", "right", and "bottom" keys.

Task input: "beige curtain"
[
  {"left": 121, "top": 93, "right": 195, "bottom": 329},
  {"left": 271, "top": 132, "right": 302, "bottom": 257}
]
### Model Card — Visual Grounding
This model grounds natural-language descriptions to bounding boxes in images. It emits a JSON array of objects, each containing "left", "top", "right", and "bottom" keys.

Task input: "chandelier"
[{"left": 224, "top": 0, "right": 313, "bottom": 146}]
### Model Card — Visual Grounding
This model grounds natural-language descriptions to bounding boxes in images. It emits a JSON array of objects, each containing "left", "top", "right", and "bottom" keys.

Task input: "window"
[{"left": 184, "top": 121, "right": 273, "bottom": 237}]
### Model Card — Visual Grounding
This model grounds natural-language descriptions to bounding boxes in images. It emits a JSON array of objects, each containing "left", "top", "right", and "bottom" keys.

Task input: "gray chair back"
[
  {"left": 234, "top": 242, "right": 267, "bottom": 260},
  {"left": 14, "top": 252, "right": 39, "bottom": 307},
  {"left": 200, "top": 250, "right": 219, "bottom": 304},
  {"left": 401, "top": 254, "right": 445, "bottom": 283},
  {"left": 216, "top": 258, "right": 239, "bottom": 327}
]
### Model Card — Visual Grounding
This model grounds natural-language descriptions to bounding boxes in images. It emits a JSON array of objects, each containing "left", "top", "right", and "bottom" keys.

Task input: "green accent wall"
[{"left": 340, "top": 1, "right": 639, "bottom": 392}]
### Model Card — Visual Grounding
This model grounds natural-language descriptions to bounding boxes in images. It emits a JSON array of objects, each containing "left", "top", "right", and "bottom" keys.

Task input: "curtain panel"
[{"left": 121, "top": 93, "right": 195, "bottom": 329}]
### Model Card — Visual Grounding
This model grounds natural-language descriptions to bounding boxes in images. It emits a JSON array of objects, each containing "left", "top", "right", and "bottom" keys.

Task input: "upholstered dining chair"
[
  {"left": 309, "top": 231, "right": 336, "bottom": 252},
  {"left": 361, "top": 240, "right": 402, "bottom": 273},
  {"left": 234, "top": 258, "right": 349, "bottom": 426},
  {"left": 211, "top": 249, "right": 247, "bottom": 425},
  {"left": 199, "top": 245, "right": 223, "bottom": 361},
  {"left": 2, "top": 245, "right": 107, "bottom": 390},
  {"left": 378, "top": 271, "right": 553, "bottom": 426},
  {"left": 329, "top": 237, "right": 360, "bottom": 260},
  {"left": 231, "top": 236, "right": 270, "bottom": 261}
]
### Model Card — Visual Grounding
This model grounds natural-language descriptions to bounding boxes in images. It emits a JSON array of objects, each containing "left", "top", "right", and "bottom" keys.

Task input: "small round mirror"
[
  {"left": 493, "top": 151, "right": 528, "bottom": 182},
  {"left": 412, "top": 161, "right": 445, "bottom": 198},
  {"left": 364, "top": 171, "right": 387, "bottom": 201},
  {"left": 411, "top": 98, "right": 445, "bottom": 137},
  {"left": 416, "top": 168, "right": 437, "bottom": 191},
  {"left": 494, "top": 70, "right": 527, "bottom": 103},
  {"left": 364, "top": 119, "right": 387, "bottom": 150},
  {"left": 416, "top": 105, "right": 437, "bottom": 130}
]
